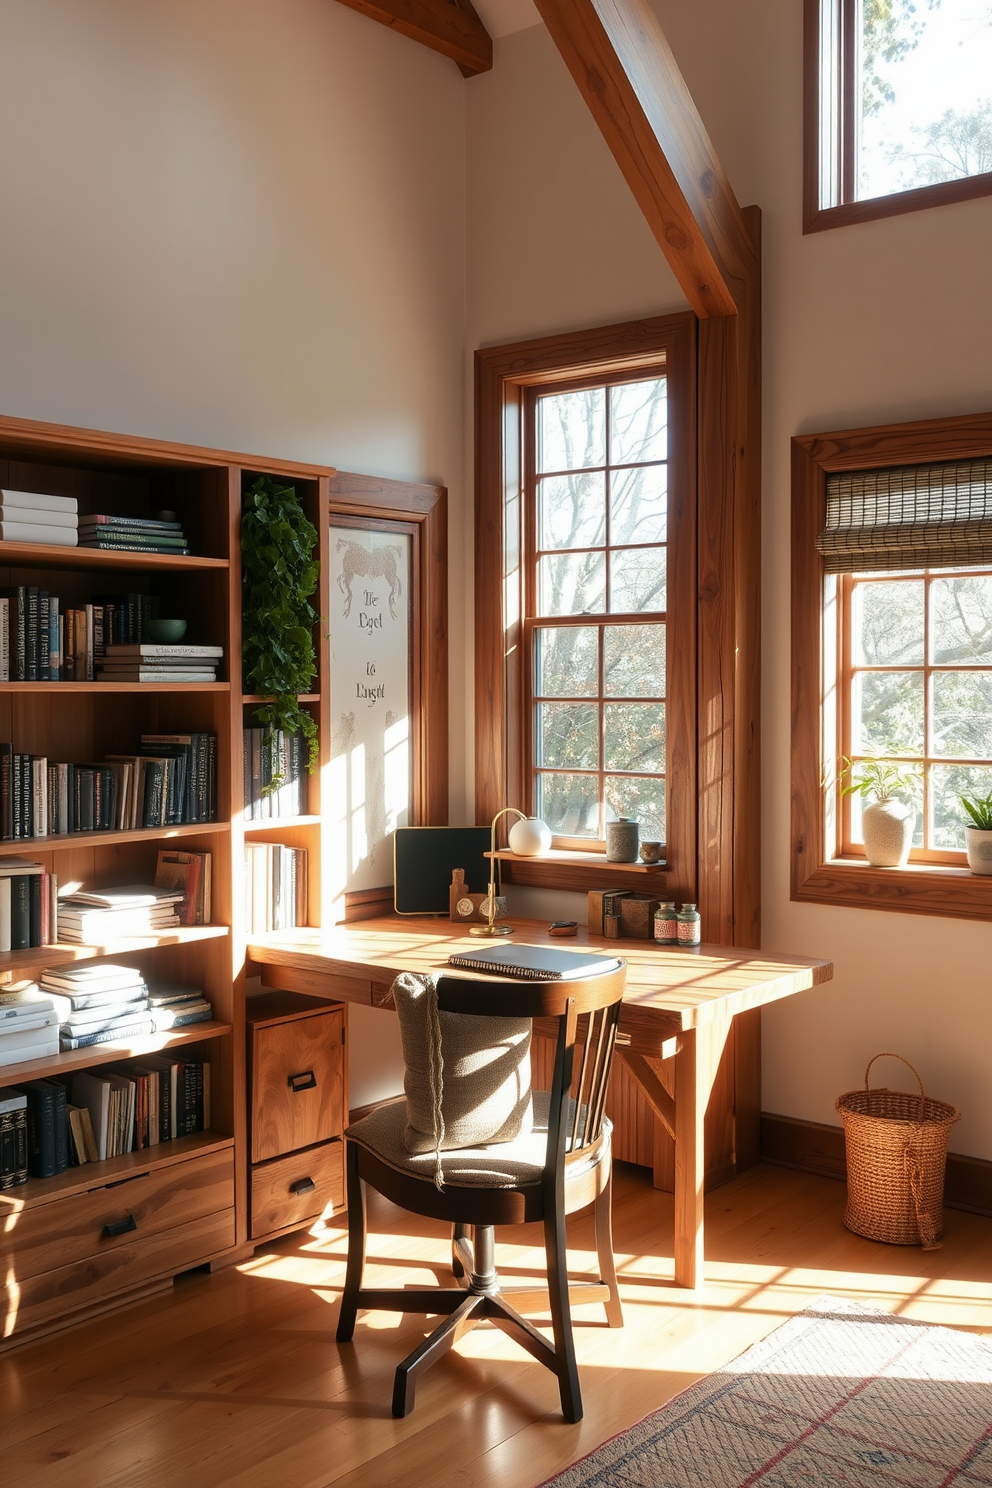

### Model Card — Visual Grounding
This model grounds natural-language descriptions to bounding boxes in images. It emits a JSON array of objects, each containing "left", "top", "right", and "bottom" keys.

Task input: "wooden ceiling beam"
[
  {"left": 334, "top": 0, "right": 493, "bottom": 75},
  {"left": 532, "top": 0, "right": 754, "bottom": 318}
]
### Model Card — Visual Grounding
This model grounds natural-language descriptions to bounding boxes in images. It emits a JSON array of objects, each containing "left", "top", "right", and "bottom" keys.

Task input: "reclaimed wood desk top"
[{"left": 247, "top": 916, "right": 832, "bottom": 1045}]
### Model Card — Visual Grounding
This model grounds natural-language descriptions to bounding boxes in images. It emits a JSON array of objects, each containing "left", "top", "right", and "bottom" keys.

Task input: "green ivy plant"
[{"left": 241, "top": 475, "right": 319, "bottom": 783}]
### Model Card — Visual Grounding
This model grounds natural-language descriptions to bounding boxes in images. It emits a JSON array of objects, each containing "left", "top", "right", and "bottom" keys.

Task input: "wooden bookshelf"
[{"left": 0, "top": 411, "right": 337, "bottom": 1349}]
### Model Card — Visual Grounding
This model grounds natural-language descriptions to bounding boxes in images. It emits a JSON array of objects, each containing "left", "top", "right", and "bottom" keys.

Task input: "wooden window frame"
[
  {"left": 475, "top": 314, "right": 696, "bottom": 897},
  {"left": 792, "top": 408, "right": 992, "bottom": 920},
  {"left": 803, "top": 0, "right": 992, "bottom": 235}
]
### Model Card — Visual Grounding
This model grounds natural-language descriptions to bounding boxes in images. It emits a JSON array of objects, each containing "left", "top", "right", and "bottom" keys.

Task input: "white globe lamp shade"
[{"left": 507, "top": 816, "right": 552, "bottom": 856}]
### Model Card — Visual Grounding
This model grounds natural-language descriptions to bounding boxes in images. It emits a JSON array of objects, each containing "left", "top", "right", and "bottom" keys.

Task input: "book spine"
[
  {"left": 0, "top": 743, "right": 11, "bottom": 841},
  {"left": 25, "top": 1084, "right": 61, "bottom": 1178},
  {"left": 37, "top": 591, "right": 49, "bottom": 681},
  {"left": 59, "top": 1018, "right": 154, "bottom": 1050},
  {"left": 48, "top": 595, "right": 59, "bottom": 680},
  {"left": 0, "top": 597, "right": 8, "bottom": 682},
  {"left": 11, "top": 588, "right": 25, "bottom": 680},
  {"left": 32, "top": 756, "right": 46, "bottom": 837},
  {"left": 25, "top": 587, "right": 38, "bottom": 682},
  {"left": 28, "top": 871, "right": 41, "bottom": 947},
  {"left": 21, "top": 752, "right": 32, "bottom": 839},
  {"left": 10, "top": 874, "right": 30, "bottom": 950},
  {"left": 64, "top": 608, "right": 75, "bottom": 681}
]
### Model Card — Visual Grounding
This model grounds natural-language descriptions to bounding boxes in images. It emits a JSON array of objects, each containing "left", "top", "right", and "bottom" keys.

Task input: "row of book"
[
  {"left": 0, "top": 732, "right": 218, "bottom": 839},
  {"left": 245, "top": 843, "right": 308, "bottom": 933},
  {"left": 0, "top": 488, "right": 78, "bottom": 548},
  {"left": 243, "top": 728, "right": 309, "bottom": 818},
  {"left": 0, "top": 490, "right": 194, "bottom": 557},
  {"left": 0, "top": 860, "right": 58, "bottom": 951},
  {"left": 0, "top": 1050, "right": 211, "bottom": 1186}
]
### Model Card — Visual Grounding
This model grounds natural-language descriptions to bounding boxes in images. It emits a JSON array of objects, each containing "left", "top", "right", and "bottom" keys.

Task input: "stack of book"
[
  {"left": 245, "top": 843, "right": 308, "bottom": 933},
  {"left": 54, "top": 886, "right": 184, "bottom": 948},
  {"left": 98, "top": 642, "right": 223, "bottom": 683},
  {"left": 0, "top": 489, "right": 78, "bottom": 548},
  {"left": 0, "top": 1086, "right": 28, "bottom": 1187},
  {"left": 0, "top": 731, "right": 217, "bottom": 840},
  {"left": 0, "top": 985, "right": 58, "bottom": 1068},
  {"left": 38, "top": 962, "right": 153, "bottom": 1048},
  {"left": 0, "top": 588, "right": 159, "bottom": 681},
  {"left": 243, "top": 727, "right": 309, "bottom": 818},
  {"left": 154, "top": 848, "right": 212, "bottom": 925},
  {"left": 77, "top": 512, "right": 189, "bottom": 555},
  {"left": 71, "top": 1053, "right": 209, "bottom": 1158},
  {"left": 0, "top": 859, "right": 57, "bottom": 950},
  {"left": 20, "top": 1079, "right": 69, "bottom": 1175},
  {"left": 147, "top": 983, "right": 214, "bottom": 1031}
]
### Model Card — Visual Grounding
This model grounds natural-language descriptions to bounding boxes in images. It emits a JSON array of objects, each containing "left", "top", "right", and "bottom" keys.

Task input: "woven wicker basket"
[{"left": 836, "top": 1053, "right": 959, "bottom": 1251}]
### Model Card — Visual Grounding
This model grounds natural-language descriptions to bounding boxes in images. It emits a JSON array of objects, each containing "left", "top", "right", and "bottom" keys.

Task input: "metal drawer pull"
[
  {"left": 287, "top": 1069, "right": 317, "bottom": 1092},
  {"left": 290, "top": 1177, "right": 316, "bottom": 1196},
  {"left": 103, "top": 1214, "right": 138, "bottom": 1238}
]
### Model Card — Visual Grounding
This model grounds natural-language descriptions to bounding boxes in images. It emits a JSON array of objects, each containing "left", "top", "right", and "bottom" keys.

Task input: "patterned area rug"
[{"left": 540, "top": 1298, "right": 992, "bottom": 1487}]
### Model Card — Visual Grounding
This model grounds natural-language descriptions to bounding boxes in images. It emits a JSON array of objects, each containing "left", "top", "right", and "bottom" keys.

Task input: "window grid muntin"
[{"left": 839, "top": 566, "right": 992, "bottom": 861}]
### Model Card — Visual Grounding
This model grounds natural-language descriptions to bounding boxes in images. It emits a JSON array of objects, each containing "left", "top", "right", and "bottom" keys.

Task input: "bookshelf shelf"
[
  {"left": 241, "top": 694, "right": 319, "bottom": 704},
  {"left": 10, "top": 1130, "right": 235, "bottom": 1210},
  {"left": 0, "top": 924, "right": 229, "bottom": 976},
  {"left": 0, "top": 541, "right": 228, "bottom": 572},
  {"left": 0, "top": 822, "right": 227, "bottom": 856},
  {"left": 0, "top": 681, "right": 230, "bottom": 693},
  {"left": 243, "top": 815, "right": 321, "bottom": 832},
  {"left": 0, "top": 1018, "right": 233, "bottom": 1086}
]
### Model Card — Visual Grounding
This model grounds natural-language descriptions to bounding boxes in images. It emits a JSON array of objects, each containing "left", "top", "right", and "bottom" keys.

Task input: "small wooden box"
[
  {"left": 588, "top": 888, "right": 632, "bottom": 936},
  {"left": 619, "top": 897, "right": 661, "bottom": 939}
]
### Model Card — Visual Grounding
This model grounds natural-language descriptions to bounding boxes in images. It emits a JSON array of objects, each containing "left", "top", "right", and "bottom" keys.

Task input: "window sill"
[
  {"left": 493, "top": 848, "right": 668, "bottom": 895},
  {"left": 792, "top": 857, "right": 992, "bottom": 921},
  {"left": 805, "top": 172, "right": 992, "bottom": 234}
]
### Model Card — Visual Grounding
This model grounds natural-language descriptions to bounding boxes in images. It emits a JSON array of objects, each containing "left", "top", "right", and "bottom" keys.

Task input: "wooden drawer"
[
  {"left": 250, "top": 1139, "right": 344, "bottom": 1239},
  {"left": 2, "top": 1147, "right": 234, "bottom": 1282},
  {"left": 2, "top": 1208, "right": 235, "bottom": 1342},
  {"left": 251, "top": 1007, "right": 344, "bottom": 1162}
]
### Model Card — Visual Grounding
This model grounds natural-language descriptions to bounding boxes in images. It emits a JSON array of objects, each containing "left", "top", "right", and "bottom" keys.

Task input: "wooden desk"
[{"left": 248, "top": 917, "right": 831, "bottom": 1288}]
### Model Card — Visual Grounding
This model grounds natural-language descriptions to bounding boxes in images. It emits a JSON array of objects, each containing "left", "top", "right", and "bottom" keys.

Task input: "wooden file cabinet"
[{"left": 247, "top": 990, "right": 346, "bottom": 1243}]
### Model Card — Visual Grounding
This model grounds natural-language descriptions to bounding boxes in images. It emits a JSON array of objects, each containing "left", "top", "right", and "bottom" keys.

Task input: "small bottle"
[
  {"left": 676, "top": 902, "right": 701, "bottom": 947},
  {"left": 653, "top": 902, "right": 678, "bottom": 944}
]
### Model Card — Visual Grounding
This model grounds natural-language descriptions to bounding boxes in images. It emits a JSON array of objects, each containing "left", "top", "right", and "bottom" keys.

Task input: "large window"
[
  {"left": 805, "top": 0, "right": 992, "bottom": 231},
  {"left": 527, "top": 375, "right": 668, "bottom": 848}
]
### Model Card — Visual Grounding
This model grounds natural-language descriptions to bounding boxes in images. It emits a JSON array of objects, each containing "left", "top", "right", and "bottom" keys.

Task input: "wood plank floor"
[{"left": 4, "top": 1161, "right": 992, "bottom": 1488}]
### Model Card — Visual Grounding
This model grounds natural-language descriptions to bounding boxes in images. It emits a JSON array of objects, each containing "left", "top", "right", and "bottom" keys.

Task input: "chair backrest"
[{"left": 435, "top": 964, "right": 627, "bottom": 1174}]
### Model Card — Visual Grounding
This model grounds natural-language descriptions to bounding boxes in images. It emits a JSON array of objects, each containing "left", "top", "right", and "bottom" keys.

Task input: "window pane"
[
  {"left": 931, "top": 671, "right": 992, "bottom": 758},
  {"left": 604, "top": 623, "right": 665, "bottom": 697},
  {"left": 610, "top": 465, "right": 667, "bottom": 546},
  {"left": 605, "top": 703, "right": 665, "bottom": 772},
  {"left": 609, "top": 546, "right": 666, "bottom": 613},
  {"left": 852, "top": 671, "right": 924, "bottom": 755},
  {"left": 536, "top": 703, "right": 598, "bottom": 770},
  {"left": 538, "top": 472, "right": 605, "bottom": 551},
  {"left": 610, "top": 377, "right": 667, "bottom": 464},
  {"left": 536, "top": 772, "right": 600, "bottom": 837},
  {"left": 535, "top": 626, "right": 598, "bottom": 697},
  {"left": 605, "top": 776, "right": 665, "bottom": 843},
  {"left": 931, "top": 576, "right": 992, "bottom": 664},
  {"left": 852, "top": 579, "right": 924, "bottom": 665},
  {"left": 537, "top": 388, "right": 605, "bottom": 473},
  {"left": 538, "top": 552, "right": 606, "bottom": 616},
  {"left": 857, "top": 4, "right": 992, "bottom": 202},
  {"left": 930, "top": 763, "right": 992, "bottom": 849}
]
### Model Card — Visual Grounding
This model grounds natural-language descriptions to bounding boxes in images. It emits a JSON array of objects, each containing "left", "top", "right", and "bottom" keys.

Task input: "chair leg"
[
  {"left": 336, "top": 1143, "right": 366, "bottom": 1343},
  {"left": 594, "top": 1170, "right": 624, "bottom": 1329},
  {"left": 544, "top": 1205, "right": 582, "bottom": 1424},
  {"left": 392, "top": 1292, "right": 486, "bottom": 1418},
  {"left": 451, "top": 1221, "right": 471, "bottom": 1283}
]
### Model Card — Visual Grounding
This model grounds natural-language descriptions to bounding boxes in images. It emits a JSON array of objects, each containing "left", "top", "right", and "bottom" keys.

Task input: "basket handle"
[{"left": 864, "top": 1052, "right": 926, "bottom": 1121}]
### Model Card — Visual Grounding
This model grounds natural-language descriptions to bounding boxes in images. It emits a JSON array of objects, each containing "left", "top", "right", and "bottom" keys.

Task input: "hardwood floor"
[{"left": 4, "top": 1161, "right": 992, "bottom": 1488}]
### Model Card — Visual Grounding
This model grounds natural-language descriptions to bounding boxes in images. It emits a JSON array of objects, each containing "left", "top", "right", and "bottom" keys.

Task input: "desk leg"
[{"left": 673, "top": 1016, "right": 732, "bottom": 1289}]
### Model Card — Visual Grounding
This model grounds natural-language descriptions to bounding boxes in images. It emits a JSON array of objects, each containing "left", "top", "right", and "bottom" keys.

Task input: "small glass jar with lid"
[
  {"left": 676, "top": 903, "right": 701, "bottom": 946},
  {"left": 653, "top": 902, "right": 678, "bottom": 944}
]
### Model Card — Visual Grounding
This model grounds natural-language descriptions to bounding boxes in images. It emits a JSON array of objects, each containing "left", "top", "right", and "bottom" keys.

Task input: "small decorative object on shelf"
[
  {"left": 653, "top": 902, "right": 678, "bottom": 944},
  {"left": 606, "top": 818, "right": 639, "bottom": 863},
  {"left": 676, "top": 903, "right": 701, "bottom": 946},
  {"left": 144, "top": 618, "right": 187, "bottom": 643},
  {"left": 548, "top": 919, "right": 577, "bottom": 937},
  {"left": 449, "top": 867, "right": 505, "bottom": 925},
  {"left": 506, "top": 815, "right": 552, "bottom": 856},
  {"left": 839, "top": 755, "right": 918, "bottom": 868},
  {"left": 639, "top": 840, "right": 663, "bottom": 864},
  {"left": 959, "top": 790, "right": 992, "bottom": 876},
  {"left": 619, "top": 896, "right": 661, "bottom": 938},
  {"left": 0, "top": 488, "right": 78, "bottom": 547}
]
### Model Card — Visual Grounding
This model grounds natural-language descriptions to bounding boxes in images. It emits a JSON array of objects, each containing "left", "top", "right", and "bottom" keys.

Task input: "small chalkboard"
[{"left": 393, "top": 826, "right": 492, "bottom": 915}]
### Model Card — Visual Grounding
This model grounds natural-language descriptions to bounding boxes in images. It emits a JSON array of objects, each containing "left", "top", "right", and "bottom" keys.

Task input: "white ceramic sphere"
[{"left": 508, "top": 816, "right": 552, "bottom": 856}]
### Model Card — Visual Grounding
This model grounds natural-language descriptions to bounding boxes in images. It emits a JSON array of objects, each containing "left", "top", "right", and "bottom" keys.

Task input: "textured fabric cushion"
[
  {"left": 391, "top": 972, "right": 532, "bottom": 1154},
  {"left": 347, "top": 1091, "right": 609, "bottom": 1189}
]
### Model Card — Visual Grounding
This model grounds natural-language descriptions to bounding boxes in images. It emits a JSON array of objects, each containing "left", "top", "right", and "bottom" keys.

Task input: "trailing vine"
[{"left": 241, "top": 475, "right": 319, "bottom": 781}]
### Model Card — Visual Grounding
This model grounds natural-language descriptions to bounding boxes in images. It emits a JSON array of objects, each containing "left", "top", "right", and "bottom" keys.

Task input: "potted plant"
[
  {"left": 960, "top": 791, "right": 992, "bottom": 876},
  {"left": 839, "top": 756, "right": 919, "bottom": 867}
]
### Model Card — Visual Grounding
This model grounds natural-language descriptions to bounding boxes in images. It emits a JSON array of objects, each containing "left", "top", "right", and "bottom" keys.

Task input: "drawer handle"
[
  {"left": 290, "top": 1177, "right": 316, "bottom": 1196},
  {"left": 287, "top": 1069, "right": 317, "bottom": 1092},
  {"left": 103, "top": 1214, "right": 138, "bottom": 1239}
]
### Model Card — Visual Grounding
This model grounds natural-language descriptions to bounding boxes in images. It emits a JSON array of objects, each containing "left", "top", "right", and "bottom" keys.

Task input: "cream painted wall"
[{"left": 0, "top": 0, "right": 466, "bottom": 1109}]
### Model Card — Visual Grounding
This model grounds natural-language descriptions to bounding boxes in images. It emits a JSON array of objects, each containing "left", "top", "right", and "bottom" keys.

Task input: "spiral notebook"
[{"left": 446, "top": 944, "right": 623, "bottom": 981}]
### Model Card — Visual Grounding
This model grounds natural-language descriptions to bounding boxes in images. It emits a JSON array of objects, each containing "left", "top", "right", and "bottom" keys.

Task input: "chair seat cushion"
[{"left": 346, "top": 1091, "right": 610, "bottom": 1189}]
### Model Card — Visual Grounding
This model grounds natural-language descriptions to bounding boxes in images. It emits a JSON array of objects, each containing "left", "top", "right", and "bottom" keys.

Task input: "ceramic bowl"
[{"left": 145, "top": 618, "right": 187, "bottom": 642}]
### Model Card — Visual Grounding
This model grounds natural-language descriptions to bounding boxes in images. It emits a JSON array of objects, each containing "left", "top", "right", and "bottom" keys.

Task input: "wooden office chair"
[{"left": 335, "top": 964, "right": 627, "bottom": 1423}]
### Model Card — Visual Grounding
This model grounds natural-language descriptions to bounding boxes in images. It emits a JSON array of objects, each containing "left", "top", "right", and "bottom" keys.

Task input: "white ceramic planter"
[
  {"left": 862, "top": 797, "right": 914, "bottom": 867},
  {"left": 965, "top": 826, "right": 992, "bottom": 876}
]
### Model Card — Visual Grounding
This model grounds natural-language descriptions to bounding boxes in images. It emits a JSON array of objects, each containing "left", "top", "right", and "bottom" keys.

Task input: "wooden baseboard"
[{"left": 761, "top": 1112, "right": 992, "bottom": 1218}]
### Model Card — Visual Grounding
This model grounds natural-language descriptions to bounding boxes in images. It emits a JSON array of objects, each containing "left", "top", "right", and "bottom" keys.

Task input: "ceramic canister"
[{"left": 605, "top": 818, "right": 639, "bottom": 863}]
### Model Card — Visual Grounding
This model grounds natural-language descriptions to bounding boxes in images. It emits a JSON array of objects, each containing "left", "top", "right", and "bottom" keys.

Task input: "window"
[
  {"left": 527, "top": 375, "right": 668, "bottom": 848},
  {"left": 805, "top": 0, "right": 992, "bottom": 231},
  {"left": 792, "top": 413, "right": 992, "bottom": 918}
]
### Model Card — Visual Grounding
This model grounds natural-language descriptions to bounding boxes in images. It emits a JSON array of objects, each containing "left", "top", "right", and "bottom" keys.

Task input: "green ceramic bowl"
[{"left": 145, "top": 618, "right": 188, "bottom": 643}]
